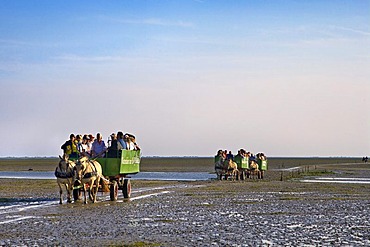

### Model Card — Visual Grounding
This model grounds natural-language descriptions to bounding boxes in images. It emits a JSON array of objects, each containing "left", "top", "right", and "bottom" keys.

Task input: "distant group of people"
[
  {"left": 362, "top": 156, "right": 368, "bottom": 163},
  {"left": 216, "top": 149, "right": 267, "bottom": 161},
  {"left": 61, "top": 132, "right": 140, "bottom": 158}
]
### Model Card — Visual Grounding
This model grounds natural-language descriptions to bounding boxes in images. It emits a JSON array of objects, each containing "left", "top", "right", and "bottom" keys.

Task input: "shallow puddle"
[{"left": 301, "top": 177, "right": 370, "bottom": 184}]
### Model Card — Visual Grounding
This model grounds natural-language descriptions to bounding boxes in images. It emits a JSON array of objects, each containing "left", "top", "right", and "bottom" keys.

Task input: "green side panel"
[
  {"left": 234, "top": 155, "right": 246, "bottom": 168},
  {"left": 97, "top": 157, "right": 120, "bottom": 177},
  {"left": 214, "top": 156, "right": 221, "bottom": 163},
  {"left": 97, "top": 150, "right": 140, "bottom": 177},
  {"left": 257, "top": 159, "right": 268, "bottom": 171},
  {"left": 120, "top": 150, "right": 141, "bottom": 174},
  {"left": 233, "top": 156, "right": 249, "bottom": 169},
  {"left": 233, "top": 155, "right": 242, "bottom": 168},
  {"left": 241, "top": 157, "right": 249, "bottom": 169}
]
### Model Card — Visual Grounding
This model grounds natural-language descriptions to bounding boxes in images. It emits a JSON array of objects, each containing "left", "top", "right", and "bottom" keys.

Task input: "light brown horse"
[
  {"left": 74, "top": 156, "right": 102, "bottom": 204},
  {"left": 55, "top": 155, "right": 76, "bottom": 204},
  {"left": 249, "top": 160, "right": 260, "bottom": 179},
  {"left": 226, "top": 159, "right": 239, "bottom": 181}
]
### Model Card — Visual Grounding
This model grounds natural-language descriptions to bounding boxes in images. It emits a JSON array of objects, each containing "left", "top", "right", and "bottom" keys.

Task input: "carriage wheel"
[
  {"left": 122, "top": 179, "right": 131, "bottom": 198},
  {"left": 110, "top": 180, "right": 118, "bottom": 201},
  {"left": 73, "top": 181, "right": 81, "bottom": 201},
  {"left": 73, "top": 189, "right": 81, "bottom": 201}
]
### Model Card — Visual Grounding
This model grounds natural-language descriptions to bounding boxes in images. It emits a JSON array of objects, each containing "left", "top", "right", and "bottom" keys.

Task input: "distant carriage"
[
  {"left": 256, "top": 157, "right": 268, "bottom": 179},
  {"left": 72, "top": 149, "right": 140, "bottom": 202},
  {"left": 214, "top": 156, "right": 239, "bottom": 181},
  {"left": 233, "top": 154, "right": 249, "bottom": 180},
  {"left": 215, "top": 151, "right": 268, "bottom": 181}
]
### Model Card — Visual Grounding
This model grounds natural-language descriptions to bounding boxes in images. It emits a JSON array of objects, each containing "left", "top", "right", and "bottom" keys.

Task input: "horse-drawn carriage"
[
  {"left": 214, "top": 153, "right": 268, "bottom": 180},
  {"left": 56, "top": 149, "right": 140, "bottom": 204}
]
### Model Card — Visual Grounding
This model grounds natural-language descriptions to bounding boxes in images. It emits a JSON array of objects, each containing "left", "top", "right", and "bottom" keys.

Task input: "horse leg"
[
  {"left": 89, "top": 180, "right": 95, "bottom": 202},
  {"left": 83, "top": 184, "right": 88, "bottom": 204},
  {"left": 66, "top": 183, "right": 72, "bottom": 203},
  {"left": 58, "top": 183, "right": 63, "bottom": 204},
  {"left": 93, "top": 178, "right": 100, "bottom": 203}
]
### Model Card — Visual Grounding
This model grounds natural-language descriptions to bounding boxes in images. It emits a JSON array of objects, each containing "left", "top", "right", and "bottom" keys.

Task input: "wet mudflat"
[
  {"left": 1, "top": 179, "right": 370, "bottom": 246},
  {"left": 0, "top": 159, "right": 369, "bottom": 246}
]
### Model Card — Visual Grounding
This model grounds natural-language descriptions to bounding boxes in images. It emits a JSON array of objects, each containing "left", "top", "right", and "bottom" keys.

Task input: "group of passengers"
[
  {"left": 61, "top": 132, "right": 140, "bottom": 159},
  {"left": 216, "top": 149, "right": 267, "bottom": 162}
]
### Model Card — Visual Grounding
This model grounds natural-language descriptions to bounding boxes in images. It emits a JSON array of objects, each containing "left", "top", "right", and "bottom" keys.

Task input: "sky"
[{"left": 0, "top": 0, "right": 369, "bottom": 157}]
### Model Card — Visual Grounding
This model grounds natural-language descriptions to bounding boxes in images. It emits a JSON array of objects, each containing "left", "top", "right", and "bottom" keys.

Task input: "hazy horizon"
[
  {"left": 1, "top": 1, "right": 369, "bottom": 157},
  {"left": 0, "top": 155, "right": 364, "bottom": 159}
]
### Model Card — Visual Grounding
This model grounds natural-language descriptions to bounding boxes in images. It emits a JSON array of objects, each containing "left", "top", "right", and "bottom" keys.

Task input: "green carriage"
[
  {"left": 97, "top": 149, "right": 140, "bottom": 200},
  {"left": 73, "top": 149, "right": 140, "bottom": 201},
  {"left": 256, "top": 158, "right": 268, "bottom": 179},
  {"left": 233, "top": 155, "right": 249, "bottom": 180}
]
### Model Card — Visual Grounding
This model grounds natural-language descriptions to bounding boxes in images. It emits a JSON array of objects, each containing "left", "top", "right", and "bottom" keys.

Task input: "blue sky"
[{"left": 0, "top": 0, "right": 369, "bottom": 157}]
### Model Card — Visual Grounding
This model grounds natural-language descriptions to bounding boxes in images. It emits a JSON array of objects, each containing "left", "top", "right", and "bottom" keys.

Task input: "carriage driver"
[{"left": 61, "top": 134, "right": 79, "bottom": 158}]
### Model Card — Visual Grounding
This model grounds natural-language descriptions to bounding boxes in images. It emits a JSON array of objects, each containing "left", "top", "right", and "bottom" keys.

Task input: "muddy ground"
[{"left": 0, "top": 160, "right": 370, "bottom": 246}]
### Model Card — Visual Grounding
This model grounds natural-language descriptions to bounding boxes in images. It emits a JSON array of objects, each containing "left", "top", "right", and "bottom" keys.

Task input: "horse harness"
[
  {"left": 55, "top": 160, "right": 74, "bottom": 178},
  {"left": 82, "top": 160, "right": 99, "bottom": 179}
]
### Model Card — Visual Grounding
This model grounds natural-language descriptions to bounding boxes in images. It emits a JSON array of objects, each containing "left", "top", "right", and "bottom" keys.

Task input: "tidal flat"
[{"left": 0, "top": 157, "right": 369, "bottom": 246}]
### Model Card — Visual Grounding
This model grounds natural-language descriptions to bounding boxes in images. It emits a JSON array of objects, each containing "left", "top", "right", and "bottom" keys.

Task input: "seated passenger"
[
  {"left": 125, "top": 135, "right": 139, "bottom": 150},
  {"left": 117, "top": 131, "right": 127, "bottom": 150},
  {"left": 87, "top": 134, "right": 94, "bottom": 152},
  {"left": 216, "top": 150, "right": 223, "bottom": 157},
  {"left": 79, "top": 135, "right": 91, "bottom": 157},
  {"left": 61, "top": 134, "right": 78, "bottom": 158},
  {"left": 91, "top": 133, "right": 107, "bottom": 158},
  {"left": 235, "top": 150, "right": 242, "bottom": 159},
  {"left": 257, "top": 152, "right": 267, "bottom": 160},
  {"left": 226, "top": 151, "right": 234, "bottom": 161},
  {"left": 76, "top": 134, "right": 83, "bottom": 153},
  {"left": 107, "top": 133, "right": 124, "bottom": 158}
]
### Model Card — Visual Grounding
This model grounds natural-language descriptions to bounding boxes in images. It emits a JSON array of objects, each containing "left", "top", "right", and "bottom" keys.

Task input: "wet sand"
[{"left": 0, "top": 158, "right": 369, "bottom": 246}]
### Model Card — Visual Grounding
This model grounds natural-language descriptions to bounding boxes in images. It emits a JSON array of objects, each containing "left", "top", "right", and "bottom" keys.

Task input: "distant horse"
[
  {"left": 74, "top": 156, "right": 102, "bottom": 204},
  {"left": 249, "top": 160, "right": 260, "bottom": 179},
  {"left": 215, "top": 156, "right": 227, "bottom": 180},
  {"left": 226, "top": 159, "right": 239, "bottom": 181},
  {"left": 55, "top": 155, "right": 76, "bottom": 204}
]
